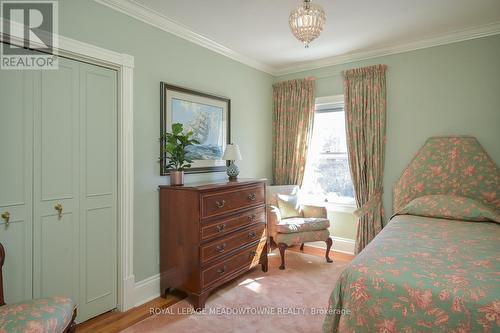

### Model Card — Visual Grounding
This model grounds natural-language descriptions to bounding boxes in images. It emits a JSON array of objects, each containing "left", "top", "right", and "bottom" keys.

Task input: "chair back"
[{"left": 266, "top": 185, "right": 299, "bottom": 239}]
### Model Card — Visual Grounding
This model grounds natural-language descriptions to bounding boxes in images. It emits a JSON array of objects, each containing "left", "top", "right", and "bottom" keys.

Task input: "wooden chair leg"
[
  {"left": 325, "top": 237, "right": 333, "bottom": 263},
  {"left": 278, "top": 243, "right": 288, "bottom": 270},
  {"left": 299, "top": 243, "right": 304, "bottom": 251}
]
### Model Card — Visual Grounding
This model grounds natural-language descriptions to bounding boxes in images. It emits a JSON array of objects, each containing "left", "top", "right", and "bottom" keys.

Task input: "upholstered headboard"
[{"left": 393, "top": 136, "right": 500, "bottom": 213}]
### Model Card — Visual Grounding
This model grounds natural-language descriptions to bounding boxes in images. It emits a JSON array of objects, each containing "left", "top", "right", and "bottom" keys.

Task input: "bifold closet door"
[
  {"left": 32, "top": 57, "right": 118, "bottom": 322},
  {"left": 32, "top": 58, "right": 80, "bottom": 304},
  {"left": 77, "top": 61, "right": 117, "bottom": 321},
  {"left": 0, "top": 71, "right": 34, "bottom": 303}
]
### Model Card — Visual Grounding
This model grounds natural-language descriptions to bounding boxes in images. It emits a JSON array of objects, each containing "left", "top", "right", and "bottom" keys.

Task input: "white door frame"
[{"left": 1, "top": 26, "right": 136, "bottom": 311}]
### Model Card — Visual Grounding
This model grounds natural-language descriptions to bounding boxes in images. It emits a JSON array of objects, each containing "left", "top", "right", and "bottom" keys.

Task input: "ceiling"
[{"left": 98, "top": 0, "right": 500, "bottom": 75}]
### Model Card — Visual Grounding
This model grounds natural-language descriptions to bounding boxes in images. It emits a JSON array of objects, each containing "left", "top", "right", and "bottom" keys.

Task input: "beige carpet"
[{"left": 122, "top": 250, "right": 349, "bottom": 333}]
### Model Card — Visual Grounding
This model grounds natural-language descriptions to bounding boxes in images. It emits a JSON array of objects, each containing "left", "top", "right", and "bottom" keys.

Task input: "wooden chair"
[{"left": 0, "top": 243, "right": 77, "bottom": 332}]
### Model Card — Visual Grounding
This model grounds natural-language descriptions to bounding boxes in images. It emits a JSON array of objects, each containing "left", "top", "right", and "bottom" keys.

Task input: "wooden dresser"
[{"left": 159, "top": 179, "right": 268, "bottom": 309}]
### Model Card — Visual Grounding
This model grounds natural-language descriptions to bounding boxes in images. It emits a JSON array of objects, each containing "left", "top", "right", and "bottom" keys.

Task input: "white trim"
[
  {"left": 90, "top": 1, "right": 500, "bottom": 76},
  {"left": 134, "top": 274, "right": 160, "bottom": 307},
  {"left": 308, "top": 237, "right": 356, "bottom": 255},
  {"left": 315, "top": 95, "right": 344, "bottom": 107},
  {"left": 275, "top": 22, "right": 500, "bottom": 75},
  {"left": 1, "top": 24, "right": 136, "bottom": 312},
  {"left": 94, "top": 0, "right": 275, "bottom": 75}
]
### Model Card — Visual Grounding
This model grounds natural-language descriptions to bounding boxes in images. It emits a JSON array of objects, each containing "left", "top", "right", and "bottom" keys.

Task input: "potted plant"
[{"left": 163, "top": 123, "right": 199, "bottom": 185}]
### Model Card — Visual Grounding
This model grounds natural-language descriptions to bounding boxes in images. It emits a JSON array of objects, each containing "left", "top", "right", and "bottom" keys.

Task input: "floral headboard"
[{"left": 393, "top": 136, "right": 500, "bottom": 213}]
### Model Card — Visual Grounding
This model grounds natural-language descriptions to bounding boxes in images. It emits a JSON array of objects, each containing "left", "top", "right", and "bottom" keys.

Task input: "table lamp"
[{"left": 222, "top": 144, "right": 242, "bottom": 181}]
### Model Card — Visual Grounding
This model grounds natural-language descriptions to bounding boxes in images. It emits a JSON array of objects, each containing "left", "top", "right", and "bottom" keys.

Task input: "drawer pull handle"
[
  {"left": 215, "top": 200, "right": 226, "bottom": 208},
  {"left": 216, "top": 224, "right": 226, "bottom": 232},
  {"left": 249, "top": 250, "right": 257, "bottom": 258},
  {"left": 248, "top": 231, "right": 257, "bottom": 239},
  {"left": 217, "top": 265, "right": 227, "bottom": 275},
  {"left": 247, "top": 193, "right": 256, "bottom": 201},
  {"left": 1, "top": 211, "right": 10, "bottom": 226},
  {"left": 248, "top": 214, "right": 257, "bottom": 221},
  {"left": 216, "top": 243, "right": 226, "bottom": 253}
]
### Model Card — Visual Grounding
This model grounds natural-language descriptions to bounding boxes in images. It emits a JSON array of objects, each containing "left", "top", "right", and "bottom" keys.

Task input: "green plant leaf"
[{"left": 171, "top": 123, "right": 183, "bottom": 135}]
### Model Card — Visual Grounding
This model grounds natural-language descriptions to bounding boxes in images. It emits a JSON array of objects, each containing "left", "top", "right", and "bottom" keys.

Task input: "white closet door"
[
  {"left": 32, "top": 56, "right": 118, "bottom": 322},
  {"left": 78, "top": 62, "right": 117, "bottom": 321},
  {"left": 0, "top": 70, "right": 33, "bottom": 303},
  {"left": 33, "top": 57, "right": 80, "bottom": 304}
]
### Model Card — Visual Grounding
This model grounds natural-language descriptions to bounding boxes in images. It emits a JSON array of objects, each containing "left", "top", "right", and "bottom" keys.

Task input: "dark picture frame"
[{"left": 160, "top": 82, "right": 231, "bottom": 175}]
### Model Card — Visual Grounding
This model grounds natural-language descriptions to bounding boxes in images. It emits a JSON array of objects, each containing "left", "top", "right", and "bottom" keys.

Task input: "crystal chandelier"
[{"left": 289, "top": 0, "right": 326, "bottom": 48}]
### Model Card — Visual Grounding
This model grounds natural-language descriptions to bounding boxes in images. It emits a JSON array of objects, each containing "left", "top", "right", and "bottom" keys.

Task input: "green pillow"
[
  {"left": 277, "top": 194, "right": 303, "bottom": 219},
  {"left": 398, "top": 195, "right": 500, "bottom": 223}
]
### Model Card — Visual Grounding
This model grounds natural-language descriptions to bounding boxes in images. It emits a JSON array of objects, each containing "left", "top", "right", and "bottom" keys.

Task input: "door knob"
[
  {"left": 54, "top": 204, "right": 63, "bottom": 219},
  {"left": 1, "top": 211, "right": 10, "bottom": 226}
]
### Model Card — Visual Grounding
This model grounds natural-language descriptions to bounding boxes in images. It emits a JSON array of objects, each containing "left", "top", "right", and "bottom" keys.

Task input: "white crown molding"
[
  {"left": 94, "top": 0, "right": 275, "bottom": 75},
  {"left": 275, "top": 21, "right": 500, "bottom": 76},
  {"left": 94, "top": 0, "right": 500, "bottom": 77}
]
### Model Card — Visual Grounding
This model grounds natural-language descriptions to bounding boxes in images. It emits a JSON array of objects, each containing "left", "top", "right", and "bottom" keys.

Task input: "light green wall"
[
  {"left": 58, "top": 0, "right": 273, "bottom": 281},
  {"left": 278, "top": 35, "right": 500, "bottom": 236},
  {"left": 328, "top": 211, "right": 357, "bottom": 240},
  {"left": 56, "top": 0, "right": 500, "bottom": 277}
]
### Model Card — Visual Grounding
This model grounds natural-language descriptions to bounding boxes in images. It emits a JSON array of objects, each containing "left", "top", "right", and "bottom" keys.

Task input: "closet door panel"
[
  {"left": 0, "top": 70, "right": 33, "bottom": 303},
  {"left": 79, "top": 63, "right": 117, "bottom": 321},
  {"left": 33, "top": 58, "right": 80, "bottom": 304}
]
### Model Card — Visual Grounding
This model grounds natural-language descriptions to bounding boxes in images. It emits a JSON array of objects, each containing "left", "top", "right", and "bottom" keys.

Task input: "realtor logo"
[{"left": 1, "top": 0, "right": 58, "bottom": 69}]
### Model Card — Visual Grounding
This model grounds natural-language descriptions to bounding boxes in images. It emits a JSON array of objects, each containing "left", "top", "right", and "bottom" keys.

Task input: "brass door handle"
[
  {"left": 248, "top": 214, "right": 257, "bottom": 221},
  {"left": 215, "top": 200, "right": 226, "bottom": 208},
  {"left": 247, "top": 193, "right": 256, "bottom": 201},
  {"left": 1, "top": 211, "right": 10, "bottom": 226},
  {"left": 54, "top": 204, "right": 63, "bottom": 219},
  {"left": 248, "top": 231, "right": 257, "bottom": 239}
]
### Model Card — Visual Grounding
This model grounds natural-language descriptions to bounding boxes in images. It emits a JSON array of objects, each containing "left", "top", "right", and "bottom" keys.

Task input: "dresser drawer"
[
  {"left": 201, "top": 242, "right": 266, "bottom": 288},
  {"left": 201, "top": 207, "right": 265, "bottom": 241},
  {"left": 201, "top": 223, "right": 266, "bottom": 265},
  {"left": 201, "top": 184, "right": 265, "bottom": 218}
]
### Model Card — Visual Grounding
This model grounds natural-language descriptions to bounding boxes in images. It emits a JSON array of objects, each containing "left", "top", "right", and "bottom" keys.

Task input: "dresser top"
[{"left": 159, "top": 178, "right": 267, "bottom": 191}]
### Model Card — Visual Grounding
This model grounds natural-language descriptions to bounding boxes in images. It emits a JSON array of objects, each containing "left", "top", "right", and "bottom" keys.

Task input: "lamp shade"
[{"left": 222, "top": 144, "right": 242, "bottom": 161}]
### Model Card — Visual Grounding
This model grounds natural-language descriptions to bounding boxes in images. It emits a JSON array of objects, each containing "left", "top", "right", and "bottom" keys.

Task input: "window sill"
[{"left": 300, "top": 198, "right": 356, "bottom": 214}]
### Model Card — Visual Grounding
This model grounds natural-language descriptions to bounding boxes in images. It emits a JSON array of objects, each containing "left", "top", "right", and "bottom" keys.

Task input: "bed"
[{"left": 323, "top": 136, "right": 500, "bottom": 333}]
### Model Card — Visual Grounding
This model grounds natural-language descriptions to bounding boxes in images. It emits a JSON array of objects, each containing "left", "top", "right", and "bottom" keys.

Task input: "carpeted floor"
[{"left": 122, "top": 250, "right": 349, "bottom": 333}]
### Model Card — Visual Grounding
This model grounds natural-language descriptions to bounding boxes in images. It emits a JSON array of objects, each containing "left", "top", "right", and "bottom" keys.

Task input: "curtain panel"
[
  {"left": 343, "top": 64, "right": 387, "bottom": 254},
  {"left": 272, "top": 78, "right": 316, "bottom": 186}
]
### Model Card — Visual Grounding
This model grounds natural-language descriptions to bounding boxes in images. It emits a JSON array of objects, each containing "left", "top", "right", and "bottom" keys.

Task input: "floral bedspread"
[{"left": 323, "top": 215, "right": 500, "bottom": 333}]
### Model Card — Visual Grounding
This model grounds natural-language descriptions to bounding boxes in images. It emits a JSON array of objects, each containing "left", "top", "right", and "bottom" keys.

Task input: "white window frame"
[{"left": 300, "top": 95, "right": 356, "bottom": 212}]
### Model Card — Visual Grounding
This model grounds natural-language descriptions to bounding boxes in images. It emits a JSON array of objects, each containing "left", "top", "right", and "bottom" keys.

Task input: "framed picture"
[{"left": 160, "top": 83, "right": 231, "bottom": 175}]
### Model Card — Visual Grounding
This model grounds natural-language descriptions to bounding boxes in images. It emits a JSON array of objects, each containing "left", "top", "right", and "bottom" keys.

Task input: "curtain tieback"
[{"left": 353, "top": 191, "right": 383, "bottom": 218}]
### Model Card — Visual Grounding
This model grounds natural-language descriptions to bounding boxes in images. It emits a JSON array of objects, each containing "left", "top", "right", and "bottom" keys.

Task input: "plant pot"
[{"left": 170, "top": 170, "right": 184, "bottom": 186}]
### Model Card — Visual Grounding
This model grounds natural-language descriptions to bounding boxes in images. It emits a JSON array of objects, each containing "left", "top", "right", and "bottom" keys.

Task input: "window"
[{"left": 301, "top": 99, "right": 355, "bottom": 206}]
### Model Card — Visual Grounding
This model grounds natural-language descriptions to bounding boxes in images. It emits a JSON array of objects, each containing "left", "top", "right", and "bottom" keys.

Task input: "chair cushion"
[
  {"left": 0, "top": 297, "right": 75, "bottom": 333},
  {"left": 275, "top": 229, "right": 330, "bottom": 246},
  {"left": 276, "top": 217, "right": 330, "bottom": 234},
  {"left": 277, "top": 194, "right": 303, "bottom": 219}
]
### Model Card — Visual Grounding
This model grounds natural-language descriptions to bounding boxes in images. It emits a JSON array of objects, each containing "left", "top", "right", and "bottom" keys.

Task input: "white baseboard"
[
  {"left": 307, "top": 237, "right": 356, "bottom": 255},
  {"left": 134, "top": 273, "right": 160, "bottom": 307}
]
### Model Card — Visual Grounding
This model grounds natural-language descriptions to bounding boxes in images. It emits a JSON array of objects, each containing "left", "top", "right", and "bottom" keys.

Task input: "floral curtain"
[
  {"left": 343, "top": 64, "right": 387, "bottom": 254},
  {"left": 272, "top": 78, "right": 316, "bottom": 185}
]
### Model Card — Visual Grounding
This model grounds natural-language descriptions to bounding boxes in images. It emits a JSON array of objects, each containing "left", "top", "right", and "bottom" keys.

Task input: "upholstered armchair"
[
  {"left": 0, "top": 243, "right": 77, "bottom": 332},
  {"left": 267, "top": 185, "right": 333, "bottom": 270}
]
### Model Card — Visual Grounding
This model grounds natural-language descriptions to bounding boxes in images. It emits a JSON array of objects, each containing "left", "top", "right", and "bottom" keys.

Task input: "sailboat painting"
[
  {"left": 160, "top": 82, "right": 230, "bottom": 175},
  {"left": 171, "top": 98, "right": 224, "bottom": 160}
]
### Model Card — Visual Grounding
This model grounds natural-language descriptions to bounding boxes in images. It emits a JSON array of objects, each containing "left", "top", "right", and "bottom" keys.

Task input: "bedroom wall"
[
  {"left": 277, "top": 34, "right": 500, "bottom": 235},
  {"left": 58, "top": 0, "right": 273, "bottom": 282}
]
